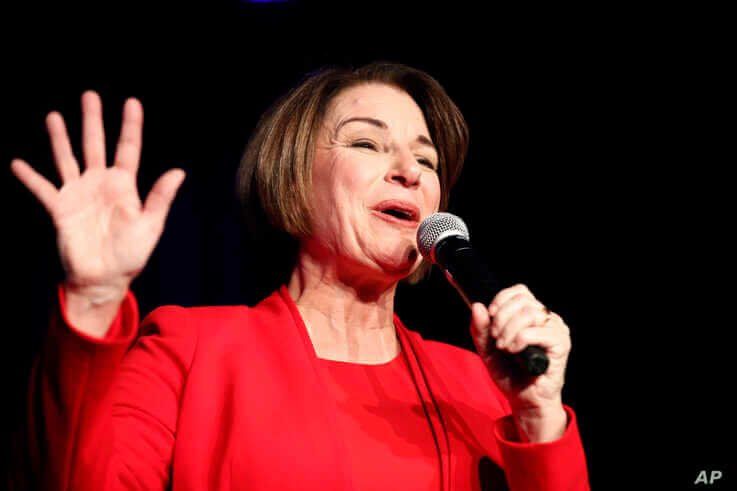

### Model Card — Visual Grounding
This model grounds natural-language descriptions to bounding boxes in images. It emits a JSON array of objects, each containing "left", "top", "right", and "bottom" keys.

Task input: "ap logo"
[{"left": 695, "top": 470, "right": 723, "bottom": 486}]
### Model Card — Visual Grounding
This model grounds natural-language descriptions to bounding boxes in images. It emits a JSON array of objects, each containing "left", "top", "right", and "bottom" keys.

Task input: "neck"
[{"left": 287, "top": 247, "right": 400, "bottom": 364}]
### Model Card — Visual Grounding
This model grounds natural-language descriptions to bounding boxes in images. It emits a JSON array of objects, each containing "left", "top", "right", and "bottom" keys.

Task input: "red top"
[
  {"left": 319, "top": 352, "right": 441, "bottom": 490},
  {"left": 28, "top": 284, "right": 590, "bottom": 490}
]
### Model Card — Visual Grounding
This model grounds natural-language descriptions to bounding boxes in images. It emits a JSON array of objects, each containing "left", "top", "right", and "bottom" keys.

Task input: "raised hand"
[{"left": 10, "top": 91, "right": 185, "bottom": 335}]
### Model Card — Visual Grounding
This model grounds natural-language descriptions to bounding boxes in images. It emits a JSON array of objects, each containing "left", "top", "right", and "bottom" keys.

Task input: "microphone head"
[{"left": 416, "top": 212, "right": 470, "bottom": 262}]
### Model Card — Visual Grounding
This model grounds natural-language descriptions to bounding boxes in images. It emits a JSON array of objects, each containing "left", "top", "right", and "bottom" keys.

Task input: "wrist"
[
  {"left": 62, "top": 283, "right": 129, "bottom": 339},
  {"left": 64, "top": 281, "right": 129, "bottom": 308},
  {"left": 512, "top": 403, "right": 567, "bottom": 443}
]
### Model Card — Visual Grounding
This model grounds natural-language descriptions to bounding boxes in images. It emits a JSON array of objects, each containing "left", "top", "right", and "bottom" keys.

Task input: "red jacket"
[{"left": 29, "top": 284, "right": 590, "bottom": 490}]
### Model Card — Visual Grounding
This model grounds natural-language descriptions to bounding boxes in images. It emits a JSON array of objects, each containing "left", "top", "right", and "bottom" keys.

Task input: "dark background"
[{"left": 1, "top": 2, "right": 733, "bottom": 489}]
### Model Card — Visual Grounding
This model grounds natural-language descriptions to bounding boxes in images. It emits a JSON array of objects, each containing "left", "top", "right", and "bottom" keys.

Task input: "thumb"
[
  {"left": 469, "top": 302, "right": 492, "bottom": 353},
  {"left": 143, "top": 168, "right": 186, "bottom": 225}
]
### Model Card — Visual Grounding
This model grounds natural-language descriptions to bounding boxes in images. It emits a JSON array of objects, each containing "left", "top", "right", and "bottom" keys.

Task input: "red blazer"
[{"left": 29, "top": 284, "right": 590, "bottom": 490}]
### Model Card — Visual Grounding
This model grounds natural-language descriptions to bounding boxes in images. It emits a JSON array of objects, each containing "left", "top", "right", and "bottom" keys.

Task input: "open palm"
[{"left": 10, "top": 91, "right": 185, "bottom": 294}]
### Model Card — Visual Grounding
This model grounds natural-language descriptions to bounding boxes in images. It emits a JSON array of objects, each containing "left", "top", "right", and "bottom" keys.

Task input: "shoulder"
[
  {"left": 419, "top": 338, "right": 489, "bottom": 378},
  {"left": 398, "top": 321, "right": 511, "bottom": 410},
  {"left": 396, "top": 316, "right": 481, "bottom": 367},
  {"left": 397, "top": 318, "right": 488, "bottom": 379},
  {"left": 166, "top": 304, "right": 253, "bottom": 327},
  {"left": 139, "top": 289, "right": 283, "bottom": 341},
  {"left": 141, "top": 304, "right": 249, "bottom": 335}
]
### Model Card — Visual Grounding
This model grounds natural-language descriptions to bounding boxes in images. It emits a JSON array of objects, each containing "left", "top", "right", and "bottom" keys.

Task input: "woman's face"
[{"left": 306, "top": 83, "right": 441, "bottom": 281}]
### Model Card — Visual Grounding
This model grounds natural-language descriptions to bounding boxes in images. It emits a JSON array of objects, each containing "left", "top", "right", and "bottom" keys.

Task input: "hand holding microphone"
[{"left": 416, "top": 213, "right": 551, "bottom": 377}]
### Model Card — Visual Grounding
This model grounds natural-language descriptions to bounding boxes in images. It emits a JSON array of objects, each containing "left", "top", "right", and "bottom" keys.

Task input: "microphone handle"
[{"left": 435, "top": 236, "right": 550, "bottom": 377}]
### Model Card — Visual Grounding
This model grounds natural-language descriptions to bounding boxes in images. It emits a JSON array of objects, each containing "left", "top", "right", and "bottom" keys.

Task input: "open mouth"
[
  {"left": 380, "top": 208, "right": 415, "bottom": 221},
  {"left": 371, "top": 200, "right": 420, "bottom": 225}
]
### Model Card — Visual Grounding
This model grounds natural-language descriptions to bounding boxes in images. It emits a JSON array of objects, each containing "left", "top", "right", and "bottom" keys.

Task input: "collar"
[{"left": 277, "top": 285, "right": 453, "bottom": 491}]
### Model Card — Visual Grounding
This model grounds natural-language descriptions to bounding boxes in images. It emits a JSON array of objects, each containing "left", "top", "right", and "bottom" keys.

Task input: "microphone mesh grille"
[{"left": 416, "top": 212, "right": 469, "bottom": 259}]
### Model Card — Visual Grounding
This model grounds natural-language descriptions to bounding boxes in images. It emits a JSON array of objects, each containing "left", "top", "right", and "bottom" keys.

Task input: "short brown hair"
[{"left": 236, "top": 61, "right": 469, "bottom": 285}]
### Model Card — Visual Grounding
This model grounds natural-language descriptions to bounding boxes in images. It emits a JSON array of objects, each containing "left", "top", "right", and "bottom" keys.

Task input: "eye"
[
  {"left": 417, "top": 158, "right": 437, "bottom": 171},
  {"left": 351, "top": 140, "right": 378, "bottom": 151}
]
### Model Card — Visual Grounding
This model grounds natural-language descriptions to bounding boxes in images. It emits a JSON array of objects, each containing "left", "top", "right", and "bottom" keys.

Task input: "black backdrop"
[{"left": 1, "top": 2, "right": 733, "bottom": 489}]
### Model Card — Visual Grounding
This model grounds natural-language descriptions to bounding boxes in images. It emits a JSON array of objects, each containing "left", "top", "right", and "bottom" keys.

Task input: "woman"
[{"left": 13, "top": 62, "right": 589, "bottom": 490}]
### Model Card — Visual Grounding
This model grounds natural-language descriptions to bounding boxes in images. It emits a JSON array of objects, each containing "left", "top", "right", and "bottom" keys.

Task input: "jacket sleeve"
[
  {"left": 28, "top": 284, "right": 198, "bottom": 490},
  {"left": 493, "top": 404, "right": 591, "bottom": 490}
]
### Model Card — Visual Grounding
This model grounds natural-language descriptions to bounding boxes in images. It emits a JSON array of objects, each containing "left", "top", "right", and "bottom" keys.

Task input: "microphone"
[{"left": 417, "top": 212, "right": 549, "bottom": 377}]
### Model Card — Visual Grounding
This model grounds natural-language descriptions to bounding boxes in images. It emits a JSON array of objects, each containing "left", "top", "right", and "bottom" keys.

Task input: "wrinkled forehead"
[{"left": 323, "top": 84, "right": 429, "bottom": 134}]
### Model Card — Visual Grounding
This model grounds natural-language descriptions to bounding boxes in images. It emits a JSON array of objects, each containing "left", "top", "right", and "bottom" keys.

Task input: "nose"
[{"left": 386, "top": 147, "right": 422, "bottom": 188}]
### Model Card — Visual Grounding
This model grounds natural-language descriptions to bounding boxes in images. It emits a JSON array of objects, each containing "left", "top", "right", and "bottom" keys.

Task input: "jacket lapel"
[
  {"left": 395, "top": 315, "right": 454, "bottom": 491},
  {"left": 276, "top": 286, "right": 356, "bottom": 490},
  {"left": 274, "top": 286, "right": 454, "bottom": 491}
]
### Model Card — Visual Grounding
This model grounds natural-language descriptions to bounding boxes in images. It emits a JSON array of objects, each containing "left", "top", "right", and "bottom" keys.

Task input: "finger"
[
  {"left": 10, "top": 159, "right": 58, "bottom": 214},
  {"left": 81, "top": 91, "right": 106, "bottom": 169},
  {"left": 45, "top": 112, "right": 80, "bottom": 183},
  {"left": 469, "top": 302, "right": 492, "bottom": 352},
  {"left": 113, "top": 97, "right": 144, "bottom": 174},
  {"left": 492, "top": 294, "right": 545, "bottom": 338},
  {"left": 507, "top": 325, "right": 571, "bottom": 356},
  {"left": 496, "top": 304, "right": 549, "bottom": 350},
  {"left": 548, "top": 312, "right": 570, "bottom": 336},
  {"left": 143, "top": 169, "right": 186, "bottom": 226},
  {"left": 489, "top": 283, "right": 535, "bottom": 316}
]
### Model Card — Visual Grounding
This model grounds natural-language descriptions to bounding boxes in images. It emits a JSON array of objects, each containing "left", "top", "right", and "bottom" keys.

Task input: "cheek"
[
  {"left": 314, "top": 175, "right": 370, "bottom": 243},
  {"left": 329, "top": 156, "right": 381, "bottom": 211},
  {"left": 339, "top": 150, "right": 377, "bottom": 183},
  {"left": 425, "top": 174, "right": 442, "bottom": 211}
]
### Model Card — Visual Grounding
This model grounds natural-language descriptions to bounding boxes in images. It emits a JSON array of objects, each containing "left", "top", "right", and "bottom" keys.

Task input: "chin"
[{"left": 373, "top": 246, "right": 421, "bottom": 278}]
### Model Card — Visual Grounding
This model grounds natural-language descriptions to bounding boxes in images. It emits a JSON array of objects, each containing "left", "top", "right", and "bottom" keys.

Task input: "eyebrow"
[{"left": 335, "top": 117, "right": 437, "bottom": 151}]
